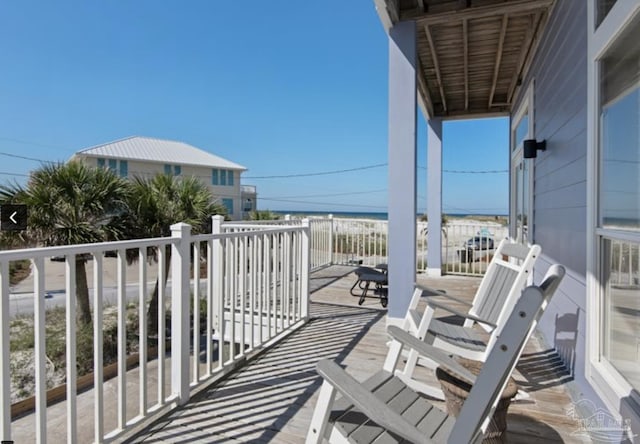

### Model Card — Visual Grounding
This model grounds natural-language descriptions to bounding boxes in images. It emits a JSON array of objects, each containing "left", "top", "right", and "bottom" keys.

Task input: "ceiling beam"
[
  {"left": 463, "top": 18, "right": 469, "bottom": 111},
  {"left": 417, "top": 60, "right": 435, "bottom": 118},
  {"left": 507, "top": 12, "right": 542, "bottom": 104},
  {"left": 488, "top": 14, "right": 509, "bottom": 108},
  {"left": 424, "top": 24, "right": 448, "bottom": 113},
  {"left": 387, "top": 0, "right": 400, "bottom": 23},
  {"left": 408, "top": 0, "right": 554, "bottom": 24},
  {"left": 417, "top": 0, "right": 425, "bottom": 12}
]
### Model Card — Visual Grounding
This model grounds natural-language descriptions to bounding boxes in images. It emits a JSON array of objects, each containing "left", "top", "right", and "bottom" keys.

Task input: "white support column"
[
  {"left": 387, "top": 20, "right": 417, "bottom": 322},
  {"left": 427, "top": 118, "right": 443, "bottom": 277},
  {"left": 171, "top": 222, "right": 192, "bottom": 405}
]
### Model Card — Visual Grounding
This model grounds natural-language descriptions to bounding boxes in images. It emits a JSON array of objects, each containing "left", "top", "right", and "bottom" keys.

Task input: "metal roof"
[
  {"left": 75, "top": 136, "right": 247, "bottom": 170},
  {"left": 375, "top": 0, "right": 555, "bottom": 118}
]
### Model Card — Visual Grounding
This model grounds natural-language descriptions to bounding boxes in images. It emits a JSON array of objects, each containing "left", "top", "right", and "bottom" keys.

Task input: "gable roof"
[{"left": 75, "top": 136, "right": 246, "bottom": 170}]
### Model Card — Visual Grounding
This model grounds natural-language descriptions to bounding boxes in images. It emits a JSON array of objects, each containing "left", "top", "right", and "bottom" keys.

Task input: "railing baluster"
[
  {"left": 93, "top": 255, "right": 104, "bottom": 443},
  {"left": 0, "top": 261, "right": 8, "bottom": 443},
  {"left": 239, "top": 237, "right": 246, "bottom": 355},
  {"left": 65, "top": 255, "right": 77, "bottom": 443},
  {"left": 33, "top": 258, "right": 47, "bottom": 444},
  {"left": 259, "top": 234, "right": 265, "bottom": 345},
  {"left": 157, "top": 245, "right": 166, "bottom": 405},
  {"left": 211, "top": 216, "right": 224, "bottom": 371},
  {"left": 117, "top": 249, "right": 126, "bottom": 430},
  {"left": 206, "top": 239, "right": 214, "bottom": 374},
  {"left": 229, "top": 238, "right": 236, "bottom": 361},
  {"left": 285, "top": 232, "right": 291, "bottom": 326},
  {"left": 139, "top": 248, "right": 148, "bottom": 416},
  {"left": 193, "top": 243, "right": 200, "bottom": 383},
  {"left": 301, "top": 219, "right": 310, "bottom": 320}
]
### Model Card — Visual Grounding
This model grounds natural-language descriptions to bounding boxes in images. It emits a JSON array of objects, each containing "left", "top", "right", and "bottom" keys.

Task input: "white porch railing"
[
  {"left": 1, "top": 216, "right": 310, "bottom": 443},
  {"left": 298, "top": 216, "right": 508, "bottom": 277}
]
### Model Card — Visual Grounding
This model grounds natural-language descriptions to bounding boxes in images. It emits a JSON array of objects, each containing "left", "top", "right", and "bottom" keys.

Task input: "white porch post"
[
  {"left": 171, "top": 222, "right": 191, "bottom": 405},
  {"left": 426, "top": 118, "right": 443, "bottom": 277},
  {"left": 387, "top": 20, "right": 417, "bottom": 323}
]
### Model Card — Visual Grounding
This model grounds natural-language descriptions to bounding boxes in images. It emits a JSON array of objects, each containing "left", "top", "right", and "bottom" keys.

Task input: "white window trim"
[
  {"left": 586, "top": 0, "right": 640, "bottom": 415},
  {"left": 510, "top": 82, "right": 535, "bottom": 243}
]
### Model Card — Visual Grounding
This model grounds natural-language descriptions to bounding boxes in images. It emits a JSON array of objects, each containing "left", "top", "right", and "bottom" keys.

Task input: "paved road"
[{"left": 10, "top": 281, "right": 162, "bottom": 318}]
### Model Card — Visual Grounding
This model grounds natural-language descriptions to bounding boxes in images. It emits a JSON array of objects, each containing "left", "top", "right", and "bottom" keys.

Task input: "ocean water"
[{"left": 273, "top": 210, "right": 507, "bottom": 220}]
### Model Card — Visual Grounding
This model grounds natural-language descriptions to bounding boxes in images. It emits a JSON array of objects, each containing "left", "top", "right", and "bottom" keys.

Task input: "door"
[{"left": 511, "top": 84, "right": 534, "bottom": 244}]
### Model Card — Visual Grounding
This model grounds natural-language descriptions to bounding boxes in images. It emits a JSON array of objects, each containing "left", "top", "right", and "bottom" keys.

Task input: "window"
[
  {"left": 222, "top": 198, "right": 233, "bottom": 215},
  {"left": 164, "top": 164, "right": 181, "bottom": 176},
  {"left": 212, "top": 169, "right": 235, "bottom": 186},
  {"left": 588, "top": 0, "right": 640, "bottom": 413},
  {"left": 97, "top": 158, "right": 127, "bottom": 177},
  {"left": 597, "top": 12, "right": 640, "bottom": 392},
  {"left": 119, "top": 160, "right": 128, "bottom": 178},
  {"left": 601, "top": 238, "right": 640, "bottom": 391}
]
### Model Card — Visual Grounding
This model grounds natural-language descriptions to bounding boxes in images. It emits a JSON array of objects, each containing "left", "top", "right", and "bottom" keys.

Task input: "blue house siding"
[{"left": 514, "top": 0, "right": 607, "bottom": 411}]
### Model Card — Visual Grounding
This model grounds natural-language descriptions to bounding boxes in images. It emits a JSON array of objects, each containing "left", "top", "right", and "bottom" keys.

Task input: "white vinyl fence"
[
  {"left": 302, "top": 215, "right": 509, "bottom": 276},
  {"left": 1, "top": 216, "right": 309, "bottom": 443}
]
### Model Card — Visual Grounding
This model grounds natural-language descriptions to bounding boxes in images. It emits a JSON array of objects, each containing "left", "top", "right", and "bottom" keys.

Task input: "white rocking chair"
[
  {"left": 395, "top": 239, "right": 541, "bottom": 399},
  {"left": 306, "top": 264, "right": 565, "bottom": 444}
]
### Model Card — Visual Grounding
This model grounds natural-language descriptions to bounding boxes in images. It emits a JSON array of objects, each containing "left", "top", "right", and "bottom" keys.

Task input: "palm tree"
[
  {"left": 127, "top": 173, "right": 226, "bottom": 335},
  {"left": 1, "top": 162, "right": 129, "bottom": 326}
]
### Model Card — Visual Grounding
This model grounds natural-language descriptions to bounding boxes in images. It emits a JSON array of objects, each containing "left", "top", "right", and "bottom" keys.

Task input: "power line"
[
  {"left": 0, "top": 171, "right": 30, "bottom": 177},
  {"left": 0, "top": 151, "right": 56, "bottom": 163},
  {"left": 444, "top": 169, "right": 508, "bottom": 174},
  {"left": 260, "top": 189, "right": 386, "bottom": 199},
  {"left": 0, "top": 137, "right": 72, "bottom": 151},
  {"left": 259, "top": 197, "right": 387, "bottom": 210},
  {"left": 244, "top": 163, "right": 387, "bottom": 179}
]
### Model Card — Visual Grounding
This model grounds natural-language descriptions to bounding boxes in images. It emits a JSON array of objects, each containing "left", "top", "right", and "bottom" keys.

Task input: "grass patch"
[{"left": 9, "top": 260, "right": 31, "bottom": 286}]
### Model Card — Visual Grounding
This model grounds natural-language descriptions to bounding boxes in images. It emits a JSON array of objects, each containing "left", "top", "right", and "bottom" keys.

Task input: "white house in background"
[{"left": 72, "top": 136, "right": 257, "bottom": 220}]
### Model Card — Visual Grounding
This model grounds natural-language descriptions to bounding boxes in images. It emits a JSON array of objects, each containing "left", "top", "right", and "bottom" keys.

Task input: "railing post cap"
[
  {"left": 211, "top": 214, "right": 225, "bottom": 221},
  {"left": 170, "top": 222, "right": 192, "bottom": 235}
]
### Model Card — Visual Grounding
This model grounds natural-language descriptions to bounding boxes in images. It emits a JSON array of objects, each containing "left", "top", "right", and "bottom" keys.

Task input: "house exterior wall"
[
  {"left": 514, "top": 0, "right": 608, "bottom": 415},
  {"left": 74, "top": 154, "right": 244, "bottom": 220}
]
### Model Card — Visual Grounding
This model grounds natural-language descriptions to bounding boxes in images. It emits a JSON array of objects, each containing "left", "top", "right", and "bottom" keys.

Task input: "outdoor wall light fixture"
[{"left": 523, "top": 139, "right": 547, "bottom": 159}]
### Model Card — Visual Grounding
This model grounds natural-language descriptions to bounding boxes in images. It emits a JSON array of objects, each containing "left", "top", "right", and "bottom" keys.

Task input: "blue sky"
[{"left": 0, "top": 1, "right": 509, "bottom": 215}]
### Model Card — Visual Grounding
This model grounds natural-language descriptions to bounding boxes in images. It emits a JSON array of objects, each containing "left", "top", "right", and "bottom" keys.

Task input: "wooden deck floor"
[{"left": 130, "top": 266, "right": 590, "bottom": 443}]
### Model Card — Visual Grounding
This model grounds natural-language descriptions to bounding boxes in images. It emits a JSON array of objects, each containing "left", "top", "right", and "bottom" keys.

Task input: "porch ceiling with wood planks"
[{"left": 377, "top": 0, "right": 556, "bottom": 118}]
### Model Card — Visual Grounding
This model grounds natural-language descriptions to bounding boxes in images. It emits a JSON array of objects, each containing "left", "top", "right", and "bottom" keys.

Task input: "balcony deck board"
[{"left": 130, "top": 266, "right": 590, "bottom": 443}]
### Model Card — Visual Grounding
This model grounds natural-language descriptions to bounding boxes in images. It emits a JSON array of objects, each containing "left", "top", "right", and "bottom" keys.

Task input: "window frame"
[
  {"left": 586, "top": 0, "right": 640, "bottom": 414},
  {"left": 510, "top": 82, "right": 535, "bottom": 244}
]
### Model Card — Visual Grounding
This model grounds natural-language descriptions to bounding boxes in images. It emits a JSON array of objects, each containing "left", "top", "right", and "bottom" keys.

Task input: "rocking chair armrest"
[
  {"left": 316, "top": 359, "right": 432, "bottom": 444},
  {"left": 415, "top": 284, "right": 473, "bottom": 307},
  {"left": 387, "top": 326, "right": 477, "bottom": 386},
  {"left": 425, "top": 299, "right": 497, "bottom": 330}
]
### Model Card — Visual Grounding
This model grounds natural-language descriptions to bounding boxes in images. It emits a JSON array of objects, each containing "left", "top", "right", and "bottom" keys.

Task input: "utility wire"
[
  {"left": 0, "top": 151, "right": 57, "bottom": 163},
  {"left": 244, "top": 163, "right": 387, "bottom": 179},
  {"left": 260, "top": 188, "right": 386, "bottom": 199},
  {"left": 259, "top": 197, "right": 387, "bottom": 210},
  {"left": 0, "top": 137, "right": 73, "bottom": 151}
]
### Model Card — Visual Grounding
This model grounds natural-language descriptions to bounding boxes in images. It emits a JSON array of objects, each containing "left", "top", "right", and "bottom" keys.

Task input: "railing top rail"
[
  {"left": 0, "top": 236, "right": 174, "bottom": 262},
  {"left": 193, "top": 225, "right": 307, "bottom": 242}
]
